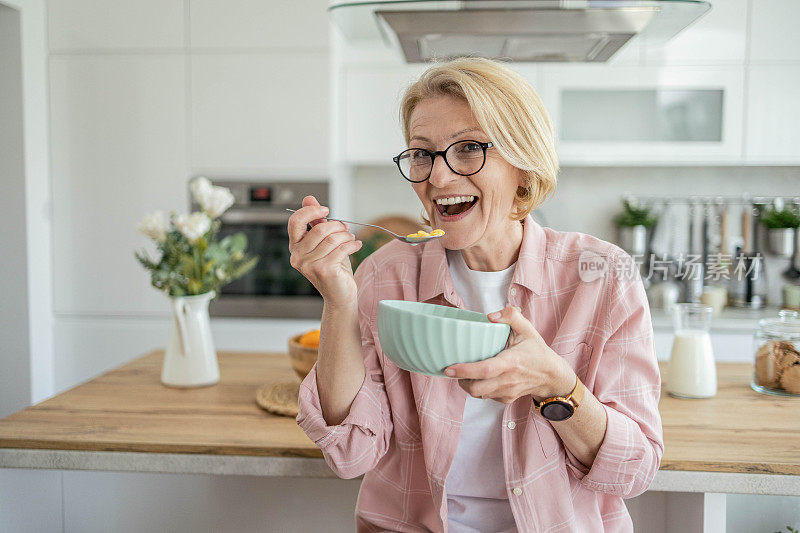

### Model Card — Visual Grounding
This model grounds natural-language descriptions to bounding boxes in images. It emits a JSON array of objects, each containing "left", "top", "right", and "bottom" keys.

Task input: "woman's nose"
[{"left": 428, "top": 155, "right": 459, "bottom": 188}]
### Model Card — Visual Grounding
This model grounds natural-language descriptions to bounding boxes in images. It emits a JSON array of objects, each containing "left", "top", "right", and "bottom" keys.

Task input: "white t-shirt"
[{"left": 445, "top": 249, "right": 518, "bottom": 533}]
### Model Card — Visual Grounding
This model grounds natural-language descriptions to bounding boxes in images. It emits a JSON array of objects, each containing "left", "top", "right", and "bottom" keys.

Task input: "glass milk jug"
[{"left": 666, "top": 303, "right": 717, "bottom": 398}]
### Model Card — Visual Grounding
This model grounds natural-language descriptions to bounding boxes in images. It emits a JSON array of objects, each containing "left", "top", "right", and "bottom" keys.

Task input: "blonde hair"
[{"left": 400, "top": 57, "right": 558, "bottom": 220}]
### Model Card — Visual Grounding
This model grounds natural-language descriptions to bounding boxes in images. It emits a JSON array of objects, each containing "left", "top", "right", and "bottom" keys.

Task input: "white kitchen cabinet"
[
  {"left": 343, "top": 64, "right": 540, "bottom": 164},
  {"left": 189, "top": 0, "right": 329, "bottom": 50},
  {"left": 343, "top": 66, "right": 426, "bottom": 164},
  {"left": 191, "top": 52, "right": 329, "bottom": 174},
  {"left": 47, "top": 0, "right": 184, "bottom": 50},
  {"left": 745, "top": 67, "right": 800, "bottom": 163},
  {"left": 539, "top": 65, "right": 745, "bottom": 164},
  {"left": 49, "top": 55, "right": 188, "bottom": 316},
  {"left": 749, "top": 0, "right": 800, "bottom": 64},
  {"left": 643, "top": 0, "right": 747, "bottom": 65}
]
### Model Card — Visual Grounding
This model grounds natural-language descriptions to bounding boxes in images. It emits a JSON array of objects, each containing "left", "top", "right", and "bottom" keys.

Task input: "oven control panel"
[{"left": 190, "top": 179, "right": 329, "bottom": 211}]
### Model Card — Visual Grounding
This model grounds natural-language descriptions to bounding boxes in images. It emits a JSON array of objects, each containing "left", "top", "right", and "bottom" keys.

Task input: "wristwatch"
[{"left": 532, "top": 376, "right": 584, "bottom": 421}]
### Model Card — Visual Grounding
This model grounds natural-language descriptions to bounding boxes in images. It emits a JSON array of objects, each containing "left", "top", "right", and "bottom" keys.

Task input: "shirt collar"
[{"left": 418, "top": 214, "right": 546, "bottom": 303}]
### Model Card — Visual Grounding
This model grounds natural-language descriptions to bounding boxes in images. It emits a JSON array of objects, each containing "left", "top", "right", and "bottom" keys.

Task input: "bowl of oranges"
[{"left": 288, "top": 329, "right": 320, "bottom": 380}]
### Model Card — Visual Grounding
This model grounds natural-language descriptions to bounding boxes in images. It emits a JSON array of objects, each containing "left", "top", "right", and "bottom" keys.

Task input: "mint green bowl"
[{"left": 377, "top": 300, "right": 511, "bottom": 377}]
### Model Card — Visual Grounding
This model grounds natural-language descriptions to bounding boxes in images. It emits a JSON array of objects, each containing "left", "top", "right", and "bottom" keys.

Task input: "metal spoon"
[{"left": 285, "top": 209, "right": 443, "bottom": 245}]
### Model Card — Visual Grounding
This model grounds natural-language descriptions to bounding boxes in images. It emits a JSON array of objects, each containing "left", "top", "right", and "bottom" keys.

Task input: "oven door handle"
[{"left": 219, "top": 210, "right": 290, "bottom": 225}]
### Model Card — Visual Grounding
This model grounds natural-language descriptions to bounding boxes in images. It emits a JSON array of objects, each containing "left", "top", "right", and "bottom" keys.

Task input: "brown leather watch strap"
[{"left": 532, "top": 375, "right": 584, "bottom": 411}]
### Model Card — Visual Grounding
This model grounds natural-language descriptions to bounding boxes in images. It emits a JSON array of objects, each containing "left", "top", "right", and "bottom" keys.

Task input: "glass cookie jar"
[{"left": 752, "top": 310, "right": 800, "bottom": 396}]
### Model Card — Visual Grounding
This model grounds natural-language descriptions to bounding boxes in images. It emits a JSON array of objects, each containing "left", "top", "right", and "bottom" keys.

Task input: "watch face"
[{"left": 541, "top": 400, "right": 574, "bottom": 421}]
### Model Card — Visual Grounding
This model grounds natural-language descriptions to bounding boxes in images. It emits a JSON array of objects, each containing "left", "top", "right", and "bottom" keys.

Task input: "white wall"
[
  {"left": 0, "top": 3, "right": 30, "bottom": 418},
  {"left": 0, "top": 0, "right": 54, "bottom": 414}
]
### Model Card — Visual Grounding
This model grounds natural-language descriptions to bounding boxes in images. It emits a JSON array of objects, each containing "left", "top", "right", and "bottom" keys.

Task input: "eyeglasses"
[{"left": 392, "top": 140, "right": 494, "bottom": 183}]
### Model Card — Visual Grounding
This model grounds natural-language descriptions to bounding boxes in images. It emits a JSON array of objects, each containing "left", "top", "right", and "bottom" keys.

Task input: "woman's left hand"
[{"left": 444, "top": 306, "right": 576, "bottom": 404}]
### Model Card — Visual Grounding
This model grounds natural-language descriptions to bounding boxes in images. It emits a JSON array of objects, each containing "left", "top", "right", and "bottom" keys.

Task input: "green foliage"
[
  {"left": 761, "top": 206, "right": 800, "bottom": 229},
  {"left": 613, "top": 199, "right": 658, "bottom": 228},
  {"left": 774, "top": 526, "right": 798, "bottom": 533},
  {"left": 135, "top": 215, "right": 258, "bottom": 298},
  {"left": 350, "top": 232, "right": 391, "bottom": 271}
]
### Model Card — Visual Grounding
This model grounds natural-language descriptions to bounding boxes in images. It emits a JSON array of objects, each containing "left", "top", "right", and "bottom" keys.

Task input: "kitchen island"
[{"left": 1, "top": 351, "right": 799, "bottom": 532}]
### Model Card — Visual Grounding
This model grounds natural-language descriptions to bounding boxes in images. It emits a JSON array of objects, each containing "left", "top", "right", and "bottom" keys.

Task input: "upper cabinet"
[
  {"left": 188, "top": 0, "right": 330, "bottom": 175},
  {"left": 343, "top": 64, "right": 540, "bottom": 165},
  {"left": 748, "top": 0, "right": 800, "bottom": 63},
  {"left": 744, "top": 67, "right": 800, "bottom": 163},
  {"left": 189, "top": 0, "right": 329, "bottom": 50},
  {"left": 643, "top": 0, "right": 748, "bottom": 65},
  {"left": 191, "top": 52, "right": 330, "bottom": 175},
  {"left": 343, "top": 66, "right": 424, "bottom": 165},
  {"left": 339, "top": 0, "right": 800, "bottom": 167},
  {"left": 539, "top": 65, "right": 744, "bottom": 164},
  {"left": 743, "top": 0, "right": 800, "bottom": 163},
  {"left": 48, "top": 0, "right": 184, "bottom": 51}
]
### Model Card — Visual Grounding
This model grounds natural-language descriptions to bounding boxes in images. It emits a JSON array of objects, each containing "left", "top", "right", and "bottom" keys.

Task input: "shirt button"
[
  {"left": 510, "top": 287, "right": 517, "bottom": 297},
  {"left": 506, "top": 421, "right": 516, "bottom": 430},
  {"left": 512, "top": 487, "right": 523, "bottom": 496}
]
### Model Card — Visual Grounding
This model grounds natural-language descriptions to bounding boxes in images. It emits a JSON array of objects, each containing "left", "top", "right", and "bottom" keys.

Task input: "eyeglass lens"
[{"left": 397, "top": 141, "right": 485, "bottom": 182}]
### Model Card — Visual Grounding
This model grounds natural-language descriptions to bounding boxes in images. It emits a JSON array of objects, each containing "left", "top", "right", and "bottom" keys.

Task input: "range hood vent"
[
  {"left": 330, "top": 1, "right": 711, "bottom": 63},
  {"left": 378, "top": 8, "right": 657, "bottom": 62}
]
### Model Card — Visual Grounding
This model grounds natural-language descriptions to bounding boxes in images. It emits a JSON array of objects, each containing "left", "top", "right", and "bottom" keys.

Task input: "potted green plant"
[
  {"left": 761, "top": 203, "right": 800, "bottom": 258},
  {"left": 613, "top": 199, "right": 657, "bottom": 256},
  {"left": 135, "top": 177, "right": 258, "bottom": 387}
]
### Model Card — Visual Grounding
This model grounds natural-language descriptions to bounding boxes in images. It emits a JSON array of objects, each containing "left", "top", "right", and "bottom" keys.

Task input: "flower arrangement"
[{"left": 135, "top": 177, "right": 259, "bottom": 297}]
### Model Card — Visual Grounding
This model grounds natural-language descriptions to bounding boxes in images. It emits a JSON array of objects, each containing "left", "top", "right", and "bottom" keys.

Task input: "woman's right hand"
[{"left": 288, "top": 195, "right": 363, "bottom": 307}]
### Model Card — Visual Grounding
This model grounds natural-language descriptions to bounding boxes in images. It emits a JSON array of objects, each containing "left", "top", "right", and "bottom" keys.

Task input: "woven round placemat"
[{"left": 255, "top": 380, "right": 300, "bottom": 417}]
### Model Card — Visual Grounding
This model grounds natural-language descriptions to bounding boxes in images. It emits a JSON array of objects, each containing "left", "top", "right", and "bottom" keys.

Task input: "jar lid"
[{"left": 758, "top": 310, "right": 800, "bottom": 340}]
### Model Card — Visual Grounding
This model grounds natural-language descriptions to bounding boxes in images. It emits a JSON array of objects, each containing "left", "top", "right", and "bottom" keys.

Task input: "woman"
[{"left": 289, "top": 57, "right": 663, "bottom": 532}]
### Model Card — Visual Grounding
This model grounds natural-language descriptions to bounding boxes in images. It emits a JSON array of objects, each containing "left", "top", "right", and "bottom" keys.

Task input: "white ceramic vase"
[{"left": 161, "top": 290, "right": 220, "bottom": 387}]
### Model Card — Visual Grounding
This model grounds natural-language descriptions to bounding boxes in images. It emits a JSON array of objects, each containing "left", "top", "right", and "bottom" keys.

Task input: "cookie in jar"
[{"left": 752, "top": 310, "right": 800, "bottom": 396}]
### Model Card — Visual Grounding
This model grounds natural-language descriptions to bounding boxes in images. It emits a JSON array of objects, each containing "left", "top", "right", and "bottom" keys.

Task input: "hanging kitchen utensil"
[
  {"left": 684, "top": 199, "right": 704, "bottom": 303},
  {"left": 730, "top": 203, "right": 767, "bottom": 309},
  {"left": 783, "top": 225, "right": 800, "bottom": 280}
]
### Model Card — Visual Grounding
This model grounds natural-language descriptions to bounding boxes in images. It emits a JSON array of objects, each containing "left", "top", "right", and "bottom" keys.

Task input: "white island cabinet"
[{"left": 2, "top": 348, "right": 800, "bottom": 533}]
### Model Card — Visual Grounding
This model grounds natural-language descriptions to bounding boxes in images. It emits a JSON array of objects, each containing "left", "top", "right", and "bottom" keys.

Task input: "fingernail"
[
  {"left": 488, "top": 312, "right": 501, "bottom": 320},
  {"left": 445, "top": 368, "right": 455, "bottom": 376}
]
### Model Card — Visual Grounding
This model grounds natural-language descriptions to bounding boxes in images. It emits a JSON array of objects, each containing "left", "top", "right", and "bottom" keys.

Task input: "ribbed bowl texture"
[{"left": 377, "top": 300, "right": 511, "bottom": 377}]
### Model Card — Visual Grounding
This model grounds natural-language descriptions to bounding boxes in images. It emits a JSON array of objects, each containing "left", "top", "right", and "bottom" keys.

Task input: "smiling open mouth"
[{"left": 435, "top": 195, "right": 478, "bottom": 217}]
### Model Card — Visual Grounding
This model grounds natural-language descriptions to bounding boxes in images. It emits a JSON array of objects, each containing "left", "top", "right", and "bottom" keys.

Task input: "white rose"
[
  {"left": 174, "top": 212, "right": 211, "bottom": 244},
  {"left": 190, "top": 177, "right": 235, "bottom": 219},
  {"left": 203, "top": 187, "right": 235, "bottom": 218},
  {"left": 190, "top": 177, "right": 214, "bottom": 208},
  {"left": 136, "top": 211, "right": 167, "bottom": 242}
]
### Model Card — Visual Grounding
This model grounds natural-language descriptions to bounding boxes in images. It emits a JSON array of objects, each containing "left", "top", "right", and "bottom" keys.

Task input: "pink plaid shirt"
[{"left": 297, "top": 216, "right": 664, "bottom": 532}]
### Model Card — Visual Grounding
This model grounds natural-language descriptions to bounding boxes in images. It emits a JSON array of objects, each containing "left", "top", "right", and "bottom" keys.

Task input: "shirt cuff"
[
  {"left": 565, "top": 403, "right": 641, "bottom": 496},
  {"left": 296, "top": 364, "right": 383, "bottom": 449}
]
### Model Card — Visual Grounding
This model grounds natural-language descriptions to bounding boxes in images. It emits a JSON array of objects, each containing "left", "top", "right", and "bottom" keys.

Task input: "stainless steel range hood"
[{"left": 330, "top": 1, "right": 711, "bottom": 63}]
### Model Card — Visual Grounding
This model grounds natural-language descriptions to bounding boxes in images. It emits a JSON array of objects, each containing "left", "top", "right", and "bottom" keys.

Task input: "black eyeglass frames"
[{"left": 392, "top": 140, "right": 494, "bottom": 183}]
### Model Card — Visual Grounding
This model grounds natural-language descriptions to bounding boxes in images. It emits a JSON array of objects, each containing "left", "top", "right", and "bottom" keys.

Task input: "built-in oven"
[{"left": 191, "top": 179, "right": 327, "bottom": 319}]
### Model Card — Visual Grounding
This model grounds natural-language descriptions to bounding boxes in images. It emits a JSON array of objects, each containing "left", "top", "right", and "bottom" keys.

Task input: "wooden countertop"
[
  {"left": 1, "top": 351, "right": 799, "bottom": 476},
  {"left": 0, "top": 351, "right": 321, "bottom": 459}
]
